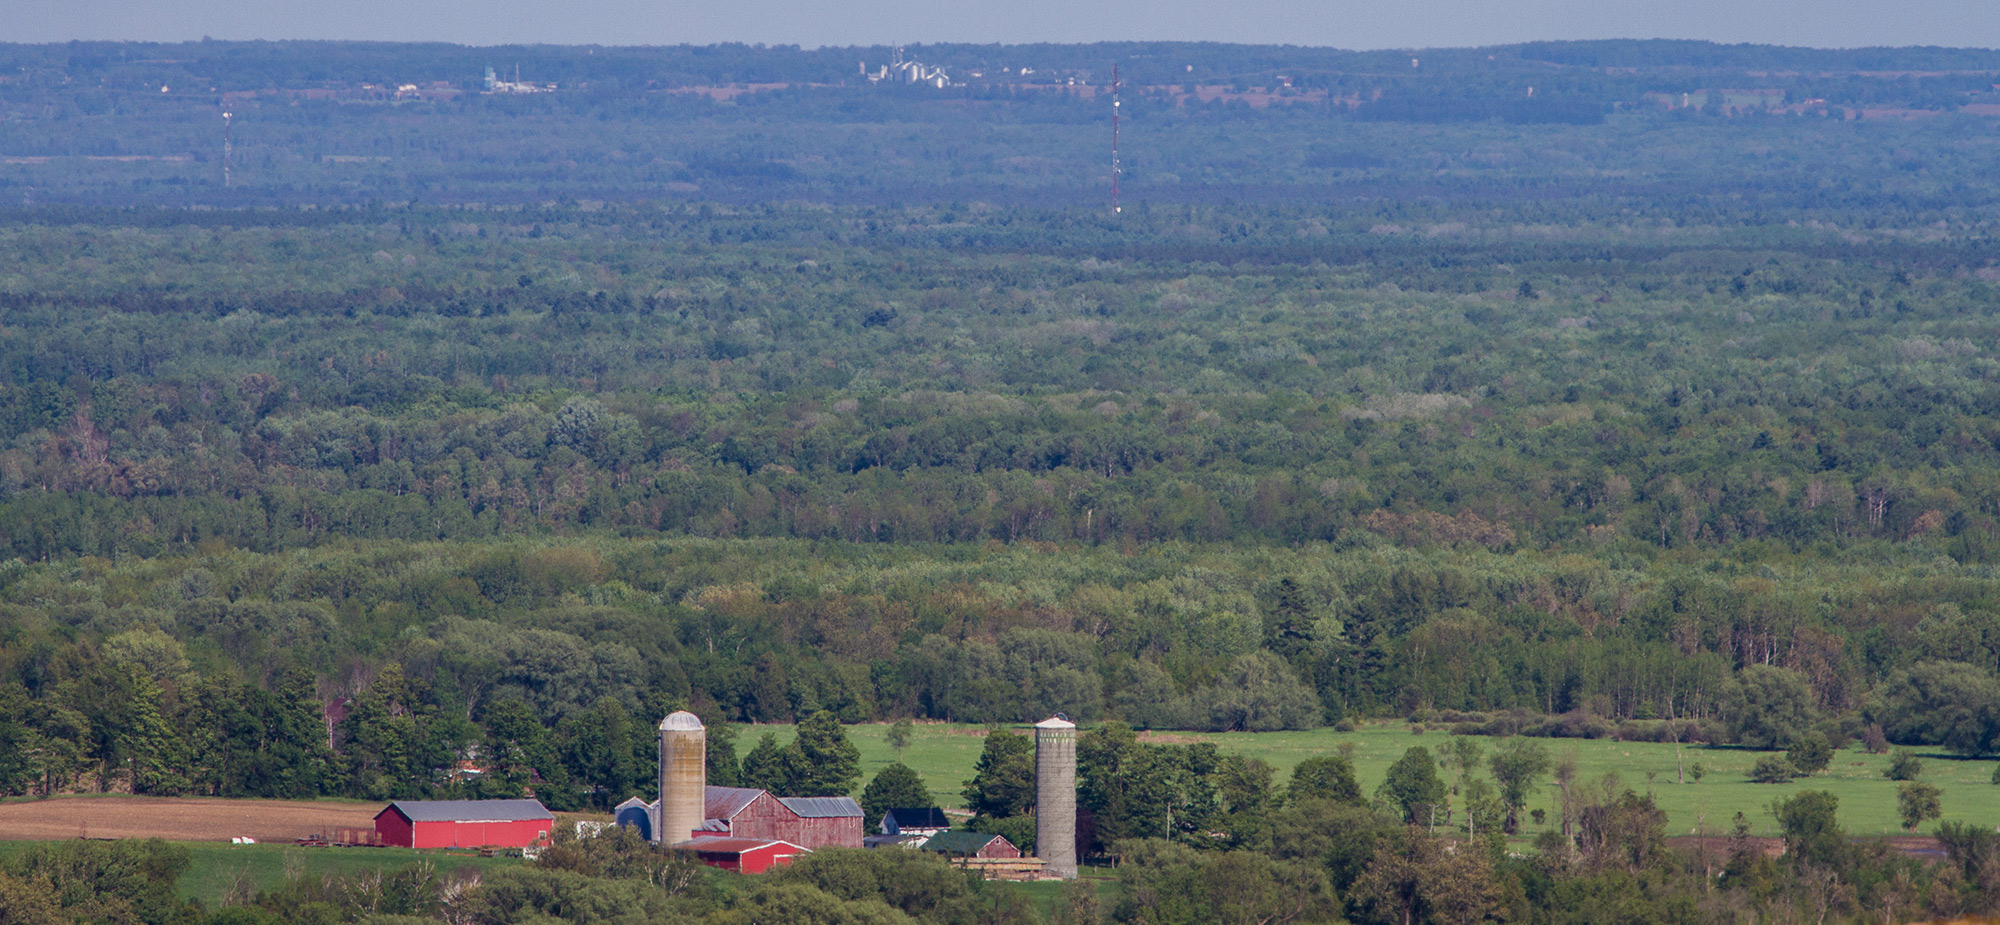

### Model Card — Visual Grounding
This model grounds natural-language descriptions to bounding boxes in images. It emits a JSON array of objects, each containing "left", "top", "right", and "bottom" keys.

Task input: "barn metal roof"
[
  {"left": 704, "top": 785, "right": 767, "bottom": 820},
  {"left": 381, "top": 799, "right": 553, "bottom": 823},
  {"left": 779, "top": 796, "right": 863, "bottom": 818},
  {"left": 682, "top": 835, "right": 808, "bottom": 855}
]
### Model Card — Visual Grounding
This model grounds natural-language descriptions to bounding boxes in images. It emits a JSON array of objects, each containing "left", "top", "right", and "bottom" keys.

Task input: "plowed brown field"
[{"left": 0, "top": 797, "right": 378, "bottom": 843}]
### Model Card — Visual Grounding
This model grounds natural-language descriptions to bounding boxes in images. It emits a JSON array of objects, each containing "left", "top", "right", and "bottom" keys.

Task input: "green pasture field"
[
  {"left": 0, "top": 840, "right": 518, "bottom": 908},
  {"left": 177, "top": 843, "right": 516, "bottom": 907},
  {"left": 745, "top": 721, "right": 2000, "bottom": 839}
]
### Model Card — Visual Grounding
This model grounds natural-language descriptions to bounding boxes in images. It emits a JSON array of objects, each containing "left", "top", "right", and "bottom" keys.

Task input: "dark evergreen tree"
[{"left": 859, "top": 762, "right": 933, "bottom": 832}]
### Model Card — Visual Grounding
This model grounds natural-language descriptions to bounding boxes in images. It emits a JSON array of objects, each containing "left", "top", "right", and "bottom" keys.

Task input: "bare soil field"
[{"left": 0, "top": 796, "right": 378, "bottom": 843}]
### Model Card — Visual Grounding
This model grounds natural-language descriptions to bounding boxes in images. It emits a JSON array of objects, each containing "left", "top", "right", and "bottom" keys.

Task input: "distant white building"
[
  {"left": 864, "top": 48, "right": 950, "bottom": 89},
  {"left": 484, "top": 66, "right": 553, "bottom": 94}
]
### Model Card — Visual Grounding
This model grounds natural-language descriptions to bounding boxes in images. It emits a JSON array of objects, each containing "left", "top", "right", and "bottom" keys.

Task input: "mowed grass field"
[
  {"left": 742, "top": 721, "right": 2000, "bottom": 839},
  {"left": 0, "top": 838, "right": 516, "bottom": 907}
]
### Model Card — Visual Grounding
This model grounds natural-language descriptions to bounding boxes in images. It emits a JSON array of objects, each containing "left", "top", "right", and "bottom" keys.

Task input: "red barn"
[
  {"left": 694, "top": 787, "right": 862, "bottom": 850},
  {"left": 684, "top": 836, "right": 809, "bottom": 874},
  {"left": 373, "top": 799, "right": 554, "bottom": 849},
  {"left": 775, "top": 797, "right": 865, "bottom": 849},
  {"left": 697, "top": 786, "right": 786, "bottom": 841}
]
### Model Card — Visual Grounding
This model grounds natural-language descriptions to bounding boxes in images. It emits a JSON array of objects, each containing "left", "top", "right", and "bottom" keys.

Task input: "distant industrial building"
[
  {"left": 484, "top": 66, "right": 554, "bottom": 94},
  {"left": 373, "top": 799, "right": 554, "bottom": 849},
  {"left": 863, "top": 48, "right": 951, "bottom": 88}
]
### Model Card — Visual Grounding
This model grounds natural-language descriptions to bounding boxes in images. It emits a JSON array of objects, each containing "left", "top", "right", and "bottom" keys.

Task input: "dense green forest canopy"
[{"left": 3, "top": 198, "right": 1999, "bottom": 792}]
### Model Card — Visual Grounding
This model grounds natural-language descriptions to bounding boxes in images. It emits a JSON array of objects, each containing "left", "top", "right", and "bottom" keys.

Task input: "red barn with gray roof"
[
  {"left": 373, "top": 799, "right": 554, "bottom": 849},
  {"left": 692, "top": 786, "right": 863, "bottom": 849},
  {"left": 684, "top": 836, "right": 809, "bottom": 874},
  {"left": 774, "top": 796, "right": 865, "bottom": 849}
]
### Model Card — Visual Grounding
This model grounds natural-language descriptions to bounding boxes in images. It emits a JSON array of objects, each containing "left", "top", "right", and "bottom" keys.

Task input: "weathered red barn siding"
[
  {"left": 718, "top": 792, "right": 793, "bottom": 841},
  {"left": 786, "top": 813, "right": 862, "bottom": 849},
  {"left": 692, "top": 787, "right": 861, "bottom": 850},
  {"left": 412, "top": 818, "right": 551, "bottom": 849},
  {"left": 973, "top": 837, "right": 1021, "bottom": 859},
  {"left": 374, "top": 808, "right": 416, "bottom": 847}
]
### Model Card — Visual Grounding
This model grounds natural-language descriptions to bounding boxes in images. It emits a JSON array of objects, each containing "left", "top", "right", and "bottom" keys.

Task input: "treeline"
[
  {"left": 6, "top": 533, "right": 2000, "bottom": 808},
  {"left": 4, "top": 210, "right": 2000, "bottom": 564},
  {"left": 9, "top": 736, "right": 2000, "bottom": 925}
]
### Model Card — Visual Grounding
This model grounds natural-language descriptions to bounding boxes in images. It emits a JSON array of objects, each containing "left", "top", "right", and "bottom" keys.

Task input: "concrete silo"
[
  {"left": 658, "top": 711, "right": 707, "bottom": 846},
  {"left": 1034, "top": 715, "right": 1077, "bottom": 879}
]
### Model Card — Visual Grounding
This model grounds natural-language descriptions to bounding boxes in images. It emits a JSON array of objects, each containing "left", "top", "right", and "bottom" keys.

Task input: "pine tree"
[
  {"left": 739, "top": 732, "right": 789, "bottom": 793},
  {"left": 963, "top": 728, "right": 1037, "bottom": 818},
  {"left": 781, "top": 710, "right": 860, "bottom": 796}
]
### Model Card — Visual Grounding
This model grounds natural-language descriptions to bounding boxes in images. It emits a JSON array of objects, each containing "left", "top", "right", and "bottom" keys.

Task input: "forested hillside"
[
  {"left": 4, "top": 195, "right": 2000, "bottom": 800},
  {"left": 3, "top": 37, "right": 2000, "bottom": 923}
]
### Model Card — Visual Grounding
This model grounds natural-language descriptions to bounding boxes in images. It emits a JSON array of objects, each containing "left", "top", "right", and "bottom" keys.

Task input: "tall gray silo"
[
  {"left": 658, "top": 711, "right": 707, "bottom": 846},
  {"left": 1035, "top": 715, "right": 1078, "bottom": 879}
]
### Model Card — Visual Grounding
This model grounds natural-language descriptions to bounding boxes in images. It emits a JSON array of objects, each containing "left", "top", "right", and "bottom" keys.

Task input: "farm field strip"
[
  {"left": 791, "top": 722, "right": 2000, "bottom": 837},
  {"left": 0, "top": 796, "right": 380, "bottom": 844}
]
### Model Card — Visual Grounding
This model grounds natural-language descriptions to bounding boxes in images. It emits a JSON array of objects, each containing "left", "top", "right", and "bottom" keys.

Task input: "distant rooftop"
[{"left": 779, "top": 796, "right": 863, "bottom": 818}]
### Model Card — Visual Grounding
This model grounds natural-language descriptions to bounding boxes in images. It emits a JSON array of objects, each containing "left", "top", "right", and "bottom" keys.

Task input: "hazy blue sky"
[{"left": 7, "top": 0, "right": 1994, "bottom": 50}]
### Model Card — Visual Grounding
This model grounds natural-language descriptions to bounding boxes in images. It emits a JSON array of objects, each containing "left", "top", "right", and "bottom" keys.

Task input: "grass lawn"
[
  {"left": 743, "top": 720, "right": 2000, "bottom": 839},
  {"left": 1000, "top": 865, "right": 1120, "bottom": 917},
  {"left": 174, "top": 843, "right": 518, "bottom": 906}
]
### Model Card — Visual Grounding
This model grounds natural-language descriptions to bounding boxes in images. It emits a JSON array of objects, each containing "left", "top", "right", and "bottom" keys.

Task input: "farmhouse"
[
  {"left": 373, "top": 798, "right": 554, "bottom": 849},
  {"left": 878, "top": 807, "right": 951, "bottom": 837},
  {"left": 683, "top": 835, "right": 810, "bottom": 874}
]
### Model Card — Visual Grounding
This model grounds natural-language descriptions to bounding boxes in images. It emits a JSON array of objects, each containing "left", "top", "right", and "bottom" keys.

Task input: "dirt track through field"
[{"left": 0, "top": 797, "right": 379, "bottom": 843}]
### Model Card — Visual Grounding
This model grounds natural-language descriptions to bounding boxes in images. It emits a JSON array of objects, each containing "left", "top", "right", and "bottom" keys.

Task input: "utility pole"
[{"left": 1111, "top": 64, "right": 1121, "bottom": 215}]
